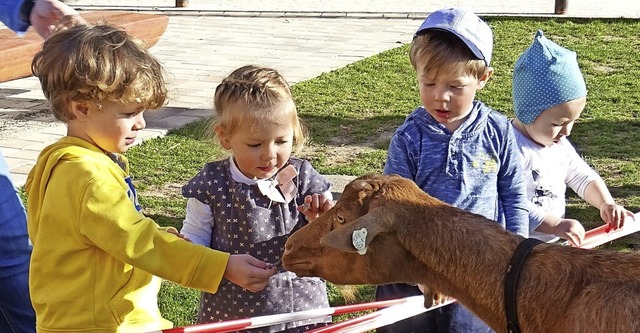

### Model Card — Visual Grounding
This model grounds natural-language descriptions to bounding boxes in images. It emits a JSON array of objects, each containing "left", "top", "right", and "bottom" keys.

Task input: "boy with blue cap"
[
  {"left": 376, "top": 8, "right": 529, "bottom": 333},
  {"left": 511, "top": 30, "right": 635, "bottom": 246}
]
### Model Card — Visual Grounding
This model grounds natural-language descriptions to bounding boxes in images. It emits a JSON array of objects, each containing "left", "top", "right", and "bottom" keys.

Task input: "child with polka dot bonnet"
[
  {"left": 180, "top": 65, "right": 333, "bottom": 332},
  {"left": 511, "top": 30, "right": 635, "bottom": 245}
]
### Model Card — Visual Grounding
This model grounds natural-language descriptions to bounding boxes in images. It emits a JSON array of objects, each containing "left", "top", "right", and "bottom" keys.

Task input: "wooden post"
[
  {"left": 554, "top": 0, "right": 568, "bottom": 14},
  {"left": 176, "top": 0, "right": 189, "bottom": 7}
]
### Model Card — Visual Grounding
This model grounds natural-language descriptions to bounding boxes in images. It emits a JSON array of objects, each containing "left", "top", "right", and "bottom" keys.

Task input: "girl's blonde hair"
[
  {"left": 409, "top": 30, "right": 489, "bottom": 79},
  {"left": 213, "top": 65, "right": 307, "bottom": 152},
  {"left": 31, "top": 23, "right": 167, "bottom": 123}
]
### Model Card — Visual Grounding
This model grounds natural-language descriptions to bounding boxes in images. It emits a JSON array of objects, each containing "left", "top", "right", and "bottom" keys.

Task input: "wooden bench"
[{"left": 0, "top": 11, "right": 168, "bottom": 83}]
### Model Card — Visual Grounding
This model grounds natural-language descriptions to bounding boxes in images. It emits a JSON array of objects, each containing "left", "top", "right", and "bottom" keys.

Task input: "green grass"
[{"left": 119, "top": 17, "right": 640, "bottom": 328}]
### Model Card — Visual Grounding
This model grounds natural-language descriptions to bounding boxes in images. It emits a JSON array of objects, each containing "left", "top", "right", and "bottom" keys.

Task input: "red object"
[{"left": 573, "top": 213, "right": 640, "bottom": 249}]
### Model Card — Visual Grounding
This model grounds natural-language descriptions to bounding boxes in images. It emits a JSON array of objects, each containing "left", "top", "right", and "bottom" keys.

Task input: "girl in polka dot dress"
[
  {"left": 180, "top": 65, "right": 333, "bottom": 332},
  {"left": 511, "top": 30, "right": 635, "bottom": 246}
]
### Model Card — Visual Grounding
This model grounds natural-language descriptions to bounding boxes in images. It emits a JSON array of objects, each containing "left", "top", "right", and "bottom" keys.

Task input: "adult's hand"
[{"left": 30, "top": 0, "right": 81, "bottom": 39}]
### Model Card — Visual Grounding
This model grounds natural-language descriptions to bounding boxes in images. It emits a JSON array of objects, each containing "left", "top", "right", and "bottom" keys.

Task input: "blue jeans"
[
  {"left": 0, "top": 152, "right": 36, "bottom": 333},
  {"left": 0, "top": 260, "right": 36, "bottom": 333}
]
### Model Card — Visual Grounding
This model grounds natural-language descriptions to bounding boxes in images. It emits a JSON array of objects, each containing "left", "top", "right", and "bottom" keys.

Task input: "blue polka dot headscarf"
[{"left": 512, "top": 30, "right": 587, "bottom": 124}]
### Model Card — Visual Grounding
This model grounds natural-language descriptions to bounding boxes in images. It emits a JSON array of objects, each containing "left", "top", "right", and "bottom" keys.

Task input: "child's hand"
[
  {"left": 297, "top": 193, "right": 334, "bottom": 222},
  {"left": 599, "top": 202, "right": 634, "bottom": 229},
  {"left": 417, "top": 283, "right": 450, "bottom": 308},
  {"left": 554, "top": 218, "right": 585, "bottom": 246},
  {"left": 224, "top": 254, "right": 277, "bottom": 292},
  {"left": 165, "top": 228, "right": 192, "bottom": 242}
]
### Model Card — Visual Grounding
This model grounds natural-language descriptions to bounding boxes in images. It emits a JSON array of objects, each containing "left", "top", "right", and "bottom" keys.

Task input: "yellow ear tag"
[{"left": 352, "top": 228, "right": 368, "bottom": 255}]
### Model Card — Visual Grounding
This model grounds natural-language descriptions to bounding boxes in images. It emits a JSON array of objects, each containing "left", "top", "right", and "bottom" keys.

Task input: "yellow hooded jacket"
[{"left": 26, "top": 137, "right": 230, "bottom": 333}]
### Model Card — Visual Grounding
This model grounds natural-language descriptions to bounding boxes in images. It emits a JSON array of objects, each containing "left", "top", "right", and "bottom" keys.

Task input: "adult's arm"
[
  {"left": 0, "top": 0, "right": 79, "bottom": 38},
  {"left": 30, "top": 0, "right": 79, "bottom": 38}
]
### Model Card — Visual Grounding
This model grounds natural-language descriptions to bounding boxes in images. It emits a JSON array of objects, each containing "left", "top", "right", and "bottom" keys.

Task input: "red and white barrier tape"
[
  {"left": 154, "top": 297, "right": 409, "bottom": 333},
  {"left": 308, "top": 296, "right": 455, "bottom": 333}
]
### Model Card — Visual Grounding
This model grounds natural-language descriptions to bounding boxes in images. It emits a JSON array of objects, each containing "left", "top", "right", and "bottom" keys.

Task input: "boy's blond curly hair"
[
  {"left": 213, "top": 65, "right": 307, "bottom": 153},
  {"left": 409, "top": 30, "right": 490, "bottom": 79},
  {"left": 31, "top": 23, "right": 167, "bottom": 123}
]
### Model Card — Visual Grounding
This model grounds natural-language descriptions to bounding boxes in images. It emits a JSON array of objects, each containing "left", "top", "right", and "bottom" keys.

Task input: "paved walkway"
[{"left": 1, "top": 0, "right": 639, "bottom": 187}]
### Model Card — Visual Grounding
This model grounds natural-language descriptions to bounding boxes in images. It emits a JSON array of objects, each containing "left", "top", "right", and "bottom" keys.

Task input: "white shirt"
[{"left": 512, "top": 125, "right": 600, "bottom": 242}]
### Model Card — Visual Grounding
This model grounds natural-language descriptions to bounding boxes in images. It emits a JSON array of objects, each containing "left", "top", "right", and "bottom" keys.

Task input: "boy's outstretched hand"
[
  {"left": 298, "top": 193, "right": 334, "bottom": 222},
  {"left": 224, "top": 254, "right": 276, "bottom": 292}
]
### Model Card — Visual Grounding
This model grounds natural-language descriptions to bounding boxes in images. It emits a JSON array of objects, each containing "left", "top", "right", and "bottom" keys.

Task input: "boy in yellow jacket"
[{"left": 25, "top": 23, "right": 276, "bottom": 333}]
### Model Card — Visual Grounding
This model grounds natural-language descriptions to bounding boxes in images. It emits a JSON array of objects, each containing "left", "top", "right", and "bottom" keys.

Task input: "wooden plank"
[
  {"left": 0, "top": 30, "right": 42, "bottom": 83},
  {"left": 0, "top": 11, "right": 169, "bottom": 83}
]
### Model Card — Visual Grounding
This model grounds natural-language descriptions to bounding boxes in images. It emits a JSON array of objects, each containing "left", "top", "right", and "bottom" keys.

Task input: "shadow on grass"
[
  {"left": 302, "top": 114, "right": 407, "bottom": 147},
  {"left": 570, "top": 119, "right": 640, "bottom": 160}
]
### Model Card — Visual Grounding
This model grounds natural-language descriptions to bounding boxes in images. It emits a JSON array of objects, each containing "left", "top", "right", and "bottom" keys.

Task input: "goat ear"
[{"left": 320, "top": 207, "right": 386, "bottom": 253}]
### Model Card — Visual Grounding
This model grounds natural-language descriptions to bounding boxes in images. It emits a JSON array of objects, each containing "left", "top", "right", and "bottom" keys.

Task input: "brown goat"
[{"left": 282, "top": 174, "right": 640, "bottom": 333}]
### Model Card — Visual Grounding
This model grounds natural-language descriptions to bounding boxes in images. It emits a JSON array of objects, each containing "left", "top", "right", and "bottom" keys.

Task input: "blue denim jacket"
[
  {"left": 0, "top": 0, "right": 30, "bottom": 33},
  {"left": 0, "top": 151, "right": 31, "bottom": 278}
]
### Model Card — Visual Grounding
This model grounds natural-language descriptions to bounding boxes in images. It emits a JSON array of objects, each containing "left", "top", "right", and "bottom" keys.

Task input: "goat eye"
[{"left": 336, "top": 215, "right": 345, "bottom": 224}]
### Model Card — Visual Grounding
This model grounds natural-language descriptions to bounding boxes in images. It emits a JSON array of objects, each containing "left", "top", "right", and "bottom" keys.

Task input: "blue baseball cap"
[
  {"left": 513, "top": 30, "right": 587, "bottom": 124},
  {"left": 415, "top": 8, "right": 493, "bottom": 66}
]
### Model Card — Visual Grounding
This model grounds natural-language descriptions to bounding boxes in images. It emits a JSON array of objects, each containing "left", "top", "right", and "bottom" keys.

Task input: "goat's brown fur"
[{"left": 282, "top": 174, "right": 640, "bottom": 333}]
